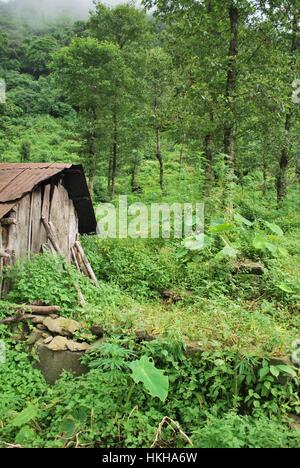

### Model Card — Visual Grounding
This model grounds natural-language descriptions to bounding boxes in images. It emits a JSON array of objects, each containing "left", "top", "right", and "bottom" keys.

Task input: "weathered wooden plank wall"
[
  {"left": 49, "top": 182, "right": 75, "bottom": 259},
  {"left": 31, "top": 187, "right": 43, "bottom": 253},
  {"left": 14, "top": 194, "right": 31, "bottom": 259},
  {"left": 0, "top": 179, "right": 78, "bottom": 261}
]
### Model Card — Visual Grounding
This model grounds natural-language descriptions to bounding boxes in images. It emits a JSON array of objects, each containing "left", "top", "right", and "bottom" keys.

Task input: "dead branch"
[
  {"left": 4, "top": 443, "right": 22, "bottom": 448},
  {"left": 25, "top": 305, "right": 61, "bottom": 314},
  {"left": 151, "top": 416, "right": 193, "bottom": 448},
  {"left": 0, "top": 314, "right": 37, "bottom": 324},
  {"left": 0, "top": 305, "right": 61, "bottom": 324}
]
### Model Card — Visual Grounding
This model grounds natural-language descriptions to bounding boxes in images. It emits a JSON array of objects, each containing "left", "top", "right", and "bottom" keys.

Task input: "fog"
[{"left": 0, "top": 0, "right": 138, "bottom": 23}]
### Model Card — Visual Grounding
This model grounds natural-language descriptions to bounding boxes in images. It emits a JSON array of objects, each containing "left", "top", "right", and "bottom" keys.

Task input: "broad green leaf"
[
  {"left": 210, "top": 218, "right": 225, "bottom": 227},
  {"left": 12, "top": 404, "right": 38, "bottom": 427},
  {"left": 253, "top": 235, "right": 267, "bottom": 250},
  {"left": 129, "top": 355, "right": 169, "bottom": 402},
  {"left": 15, "top": 426, "right": 36, "bottom": 445},
  {"left": 276, "top": 365, "right": 297, "bottom": 378},
  {"left": 265, "top": 242, "right": 278, "bottom": 257},
  {"left": 182, "top": 235, "right": 213, "bottom": 251},
  {"left": 277, "top": 246, "right": 289, "bottom": 257},
  {"left": 220, "top": 245, "right": 239, "bottom": 258},
  {"left": 253, "top": 236, "right": 278, "bottom": 257},
  {"left": 59, "top": 418, "right": 77, "bottom": 438},
  {"left": 259, "top": 366, "right": 270, "bottom": 379},
  {"left": 269, "top": 366, "right": 280, "bottom": 378},
  {"left": 209, "top": 223, "right": 235, "bottom": 234},
  {"left": 278, "top": 284, "right": 294, "bottom": 294},
  {"left": 182, "top": 238, "right": 204, "bottom": 251},
  {"left": 234, "top": 213, "right": 253, "bottom": 227},
  {"left": 264, "top": 221, "right": 284, "bottom": 237}
]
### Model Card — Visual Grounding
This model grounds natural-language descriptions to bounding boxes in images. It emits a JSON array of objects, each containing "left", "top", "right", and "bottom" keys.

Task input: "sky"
[{"left": 0, "top": 0, "right": 141, "bottom": 22}]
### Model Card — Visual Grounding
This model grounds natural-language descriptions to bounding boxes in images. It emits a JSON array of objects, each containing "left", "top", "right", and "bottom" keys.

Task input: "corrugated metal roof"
[
  {"left": 0, "top": 163, "right": 97, "bottom": 234},
  {"left": 0, "top": 163, "right": 72, "bottom": 205},
  {"left": 0, "top": 163, "right": 70, "bottom": 170}
]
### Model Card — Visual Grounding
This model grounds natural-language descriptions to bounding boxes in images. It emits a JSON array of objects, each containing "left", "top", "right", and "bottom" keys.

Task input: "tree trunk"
[
  {"left": 156, "top": 127, "right": 164, "bottom": 190},
  {"left": 131, "top": 163, "right": 138, "bottom": 192},
  {"left": 87, "top": 168, "right": 94, "bottom": 197},
  {"left": 223, "top": 3, "right": 239, "bottom": 166},
  {"left": 107, "top": 153, "right": 112, "bottom": 195},
  {"left": 296, "top": 157, "right": 300, "bottom": 184},
  {"left": 179, "top": 138, "right": 185, "bottom": 167},
  {"left": 262, "top": 155, "right": 268, "bottom": 197},
  {"left": 277, "top": 112, "right": 292, "bottom": 203},
  {"left": 276, "top": 12, "right": 298, "bottom": 204},
  {"left": 110, "top": 112, "right": 118, "bottom": 198},
  {"left": 87, "top": 108, "right": 97, "bottom": 197},
  {"left": 204, "top": 132, "right": 214, "bottom": 189}
]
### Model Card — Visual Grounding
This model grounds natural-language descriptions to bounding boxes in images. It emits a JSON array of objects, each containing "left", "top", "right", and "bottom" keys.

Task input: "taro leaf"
[
  {"left": 128, "top": 355, "right": 169, "bottom": 402},
  {"left": 182, "top": 235, "right": 213, "bottom": 251},
  {"left": 264, "top": 221, "right": 284, "bottom": 237},
  {"left": 220, "top": 245, "right": 239, "bottom": 258},
  {"left": 12, "top": 404, "right": 38, "bottom": 427},
  {"left": 265, "top": 242, "right": 278, "bottom": 257},
  {"left": 253, "top": 236, "right": 278, "bottom": 256},
  {"left": 182, "top": 238, "right": 204, "bottom": 251},
  {"left": 252, "top": 235, "right": 267, "bottom": 250},
  {"left": 234, "top": 213, "right": 253, "bottom": 227}
]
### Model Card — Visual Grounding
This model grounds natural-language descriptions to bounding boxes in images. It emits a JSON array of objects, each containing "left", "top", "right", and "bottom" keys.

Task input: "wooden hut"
[{"left": 0, "top": 163, "right": 97, "bottom": 295}]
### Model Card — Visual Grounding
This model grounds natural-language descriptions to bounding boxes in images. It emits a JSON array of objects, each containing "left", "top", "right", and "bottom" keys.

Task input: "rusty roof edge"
[
  {"left": 0, "top": 163, "right": 73, "bottom": 170},
  {"left": 0, "top": 164, "right": 73, "bottom": 204}
]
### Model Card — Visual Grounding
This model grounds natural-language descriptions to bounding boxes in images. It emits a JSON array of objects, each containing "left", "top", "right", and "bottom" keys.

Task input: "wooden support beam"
[
  {"left": 75, "top": 241, "right": 98, "bottom": 286},
  {"left": 70, "top": 247, "right": 87, "bottom": 307},
  {"left": 41, "top": 217, "right": 62, "bottom": 255}
]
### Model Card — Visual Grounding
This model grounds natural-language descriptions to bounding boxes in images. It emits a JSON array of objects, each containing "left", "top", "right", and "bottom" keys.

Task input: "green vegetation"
[{"left": 0, "top": 0, "right": 300, "bottom": 449}]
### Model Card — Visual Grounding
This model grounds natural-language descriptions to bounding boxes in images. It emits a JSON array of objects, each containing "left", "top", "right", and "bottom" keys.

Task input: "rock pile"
[
  {"left": 27, "top": 316, "right": 90, "bottom": 352},
  {"left": 24, "top": 313, "right": 90, "bottom": 384}
]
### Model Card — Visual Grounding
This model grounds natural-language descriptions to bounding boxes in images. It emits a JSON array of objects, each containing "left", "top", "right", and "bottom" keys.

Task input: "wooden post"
[{"left": 75, "top": 241, "right": 98, "bottom": 286}]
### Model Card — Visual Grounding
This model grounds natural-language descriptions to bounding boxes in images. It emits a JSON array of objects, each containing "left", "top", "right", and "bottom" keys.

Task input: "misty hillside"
[{"left": 0, "top": 0, "right": 130, "bottom": 24}]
